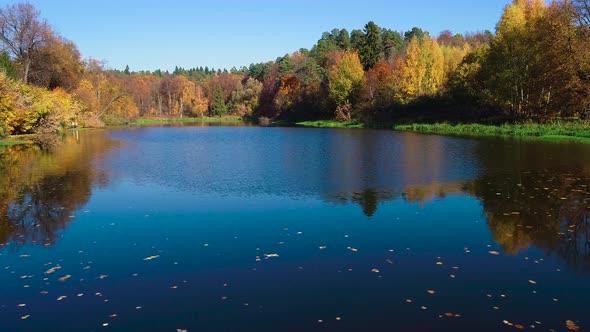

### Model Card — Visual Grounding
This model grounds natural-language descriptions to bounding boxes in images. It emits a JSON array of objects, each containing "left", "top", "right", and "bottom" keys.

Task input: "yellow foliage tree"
[
  {"left": 402, "top": 36, "right": 425, "bottom": 100},
  {"left": 327, "top": 50, "right": 364, "bottom": 121},
  {"left": 328, "top": 50, "right": 364, "bottom": 106},
  {"left": 422, "top": 36, "right": 445, "bottom": 95}
]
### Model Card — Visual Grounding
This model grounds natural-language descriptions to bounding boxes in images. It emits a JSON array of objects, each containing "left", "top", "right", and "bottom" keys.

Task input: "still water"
[{"left": 0, "top": 125, "right": 588, "bottom": 331}]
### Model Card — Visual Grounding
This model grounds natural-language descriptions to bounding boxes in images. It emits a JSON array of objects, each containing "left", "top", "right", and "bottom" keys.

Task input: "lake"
[{"left": 0, "top": 124, "right": 588, "bottom": 331}]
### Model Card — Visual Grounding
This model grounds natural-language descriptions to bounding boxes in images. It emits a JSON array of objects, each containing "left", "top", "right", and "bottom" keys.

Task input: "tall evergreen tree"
[
  {"left": 350, "top": 29, "right": 365, "bottom": 51},
  {"left": 359, "top": 21, "right": 383, "bottom": 70},
  {"left": 211, "top": 86, "right": 227, "bottom": 116},
  {"left": 337, "top": 29, "right": 351, "bottom": 50}
]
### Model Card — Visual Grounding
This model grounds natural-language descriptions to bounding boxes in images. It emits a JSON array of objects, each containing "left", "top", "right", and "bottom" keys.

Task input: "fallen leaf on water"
[
  {"left": 318, "top": 246, "right": 327, "bottom": 250},
  {"left": 264, "top": 254, "right": 279, "bottom": 259},
  {"left": 21, "top": 315, "right": 30, "bottom": 320},
  {"left": 58, "top": 275, "right": 71, "bottom": 282},
  {"left": 528, "top": 280, "right": 537, "bottom": 285},
  {"left": 566, "top": 320, "right": 580, "bottom": 331},
  {"left": 17, "top": 304, "right": 26, "bottom": 307},
  {"left": 489, "top": 251, "right": 500, "bottom": 255},
  {"left": 386, "top": 259, "right": 394, "bottom": 265},
  {"left": 57, "top": 296, "right": 67, "bottom": 301},
  {"left": 427, "top": 290, "right": 436, "bottom": 295},
  {"left": 371, "top": 268, "right": 380, "bottom": 273},
  {"left": 143, "top": 255, "right": 160, "bottom": 261},
  {"left": 45, "top": 266, "right": 61, "bottom": 274}
]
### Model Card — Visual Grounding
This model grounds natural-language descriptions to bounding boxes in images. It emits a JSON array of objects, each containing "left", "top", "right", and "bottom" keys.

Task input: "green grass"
[
  {"left": 393, "top": 122, "right": 590, "bottom": 143},
  {"left": 0, "top": 139, "right": 27, "bottom": 146},
  {"left": 131, "top": 116, "right": 243, "bottom": 126},
  {"left": 295, "top": 120, "right": 365, "bottom": 129}
]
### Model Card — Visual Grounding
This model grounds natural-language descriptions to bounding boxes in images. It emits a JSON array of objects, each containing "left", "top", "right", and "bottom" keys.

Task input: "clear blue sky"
[{"left": 8, "top": 0, "right": 512, "bottom": 72}]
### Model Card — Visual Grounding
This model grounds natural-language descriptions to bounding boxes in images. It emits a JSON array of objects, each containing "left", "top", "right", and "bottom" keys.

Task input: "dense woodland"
[{"left": 1, "top": 0, "right": 590, "bottom": 138}]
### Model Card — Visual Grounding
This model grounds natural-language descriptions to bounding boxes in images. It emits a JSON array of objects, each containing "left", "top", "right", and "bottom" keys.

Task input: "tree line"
[{"left": 1, "top": 0, "right": 590, "bottom": 138}]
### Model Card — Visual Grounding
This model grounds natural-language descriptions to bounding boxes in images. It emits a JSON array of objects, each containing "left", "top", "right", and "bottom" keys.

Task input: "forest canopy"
[{"left": 1, "top": 0, "right": 590, "bottom": 138}]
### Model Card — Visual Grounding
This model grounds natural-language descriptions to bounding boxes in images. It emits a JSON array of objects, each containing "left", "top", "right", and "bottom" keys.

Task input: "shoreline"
[
  {"left": 295, "top": 120, "right": 590, "bottom": 144},
  {"left": 3, "top": 118, "right": 590, "bottom": 146}
]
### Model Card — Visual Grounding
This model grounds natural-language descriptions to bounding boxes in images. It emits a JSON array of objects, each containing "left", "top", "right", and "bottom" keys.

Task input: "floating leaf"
[
  {"left": 566, "top": 320, "right": 580, "bottom": 331},
  {"left": 143, "top": 255, "right": 160, "bottom": 261},
  {"left": 58, "top": 275, "right": 71, "bottom": 282}
]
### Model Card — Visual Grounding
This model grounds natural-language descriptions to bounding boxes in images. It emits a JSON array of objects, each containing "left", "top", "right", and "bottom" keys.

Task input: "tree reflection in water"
[
  {"left": 394, "top": 174, "right": 590, "bottom": 272},
  {"left": 0, "top": 131, "right": 115, "bottom": 248}
]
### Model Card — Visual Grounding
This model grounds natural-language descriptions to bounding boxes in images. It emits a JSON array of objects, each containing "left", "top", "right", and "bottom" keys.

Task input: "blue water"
[{"left": 0, "top": 125, "right": 588, "bottom": 331}]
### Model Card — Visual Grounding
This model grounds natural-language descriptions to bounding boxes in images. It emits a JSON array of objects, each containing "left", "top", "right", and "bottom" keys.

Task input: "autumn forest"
[{"left": 1, "top": 0, "right": 590, "bottom": 138}]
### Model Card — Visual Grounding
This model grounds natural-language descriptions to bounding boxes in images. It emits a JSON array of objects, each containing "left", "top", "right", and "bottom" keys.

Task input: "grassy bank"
[
  {"left": 393, "top": 122, "right": 590, "bottom": 143},
  {"left": 0, "top": 134, "right": 33, "bottom": 146},
  {"left": 0, "top": 139, "right": 27, "bottom": 146},
  {"left": 295, "top": 120, "right": 365, "bottom": 129},
  {"left": 130, "top": 116, "right": 244, "bottom": 126}
]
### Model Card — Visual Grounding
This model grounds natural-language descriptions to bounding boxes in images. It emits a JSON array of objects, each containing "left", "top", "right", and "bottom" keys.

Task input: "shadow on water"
[{"left": 0, "top": 130, "right": 116, "bottom": 249}]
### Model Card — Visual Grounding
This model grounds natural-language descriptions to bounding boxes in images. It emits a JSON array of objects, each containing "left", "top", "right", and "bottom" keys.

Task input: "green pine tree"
[
  {"left": 210, "top": 86, "right": 227, "bottom": 117},
  {"left": 359, "top": 21, "right": 383, "bottom": 70}
]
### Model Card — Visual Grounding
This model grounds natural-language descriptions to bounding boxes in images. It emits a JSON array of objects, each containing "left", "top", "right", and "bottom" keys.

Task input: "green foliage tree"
[
  {"left": 404, "top": 27, "right": 424, "bottom": 42},
  {"left": 337, "top": 29, "right": 351, "bottom": 49},
  {"left": 210, "top": 86, "right": 227, "bottom": 117},
  {"left": 328, "top": 50, "right": 364, "bottom": 120},
  {"left": 0, "top": 51, "right": 16, "bottom": 79},
  {"left": 350, "top": 29, "right": 365, "bottom": 51},
  {"left": 358, "top": 21, "right": 383, "bottom": 70},
  {"left": 277, "top": 54, "right": 295, "bottom": 79},
  {"left": 381, "top": 29, "right": 403, "bottom": 60}
]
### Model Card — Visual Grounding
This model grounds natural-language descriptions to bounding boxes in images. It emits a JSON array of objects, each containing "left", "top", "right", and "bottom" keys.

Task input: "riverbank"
[
  {"left": 295, "top": 120, "right": 365, "bottom": 129},
  {"left": 294, "top": 119, "right": 590, "bottom": 143},
  {"left": 0, "top": 136, "right": 31, "bottom": 146},
  {"left": 393, "top": 122, "right": 590, "bottom": 143},
  {"left": 130, "top": 116, "right": 244, "bottom": 126}
]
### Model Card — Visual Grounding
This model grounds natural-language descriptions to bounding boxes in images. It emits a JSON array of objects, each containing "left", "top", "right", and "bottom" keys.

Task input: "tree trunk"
[{"left": 23, "top": 59, "right": 30, "bottom": 84}]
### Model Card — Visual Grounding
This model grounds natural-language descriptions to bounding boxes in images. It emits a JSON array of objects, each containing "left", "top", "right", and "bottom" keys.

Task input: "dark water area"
[{"left": 0, "top": 125, "right": 588, "bottom": 331}]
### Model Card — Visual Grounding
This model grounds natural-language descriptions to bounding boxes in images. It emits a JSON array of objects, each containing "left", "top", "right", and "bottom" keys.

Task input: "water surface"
[{"left": 0, "top": 125, "right": 588, "bottom": 331}]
